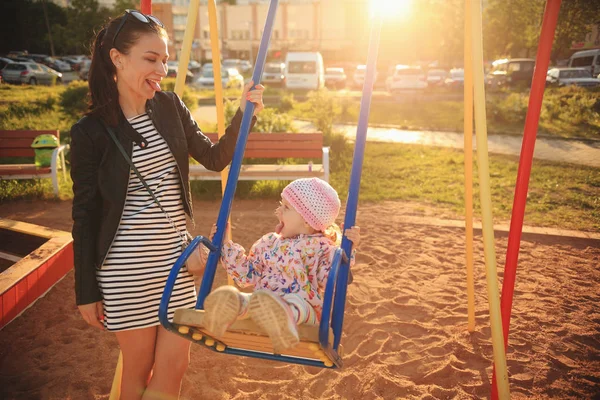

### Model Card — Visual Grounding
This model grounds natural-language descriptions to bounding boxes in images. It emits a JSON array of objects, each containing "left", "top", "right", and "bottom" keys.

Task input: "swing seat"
[
  {"left": 159, "top": 237, "right": 350, "bottom": 368},
  {"left": 171, "top": 308, "right": 341, "bottom": 367}
]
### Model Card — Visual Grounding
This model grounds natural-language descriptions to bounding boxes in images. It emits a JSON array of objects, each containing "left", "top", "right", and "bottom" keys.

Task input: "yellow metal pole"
[
  {"left": 174, "top": 0, "right": 200, "bottom": 97},
  {"left": 207, "top": 0, "right": 233, "bottom": 288},
  {"left": 463, "top": 0, "right": 475, "bottom": 333},
  {"left": 108, "top": 351, "right": 122, "bottom": 400},
  {"left": 207, "top": 0, "right": 232, "bottom": 243},
  {"left": 469, "top": 0, "right": 510, "bottom": 398}
]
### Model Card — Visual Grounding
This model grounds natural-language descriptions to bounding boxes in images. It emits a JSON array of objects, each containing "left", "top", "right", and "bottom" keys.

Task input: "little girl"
[{"left": 204, "top": 178, "right": 360, "bottom": 353}]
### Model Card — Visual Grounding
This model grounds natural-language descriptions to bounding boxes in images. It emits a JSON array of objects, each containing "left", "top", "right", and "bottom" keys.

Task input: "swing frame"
[
  {"left": 159, "top": 237, "right": 351, "bottom": 368},
  {"left": 158, "top": 0, "right": 375, "bottom": 369}
]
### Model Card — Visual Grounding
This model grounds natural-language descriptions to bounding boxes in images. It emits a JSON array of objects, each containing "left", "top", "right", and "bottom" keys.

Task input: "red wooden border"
[{"left": 0, "top": 243, "right": 73, "bottom": 330}]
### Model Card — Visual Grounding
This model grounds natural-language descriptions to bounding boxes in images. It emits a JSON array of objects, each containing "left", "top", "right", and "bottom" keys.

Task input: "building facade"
[{"left": 152, "top": 0, "right": 370, "bottom": 64}]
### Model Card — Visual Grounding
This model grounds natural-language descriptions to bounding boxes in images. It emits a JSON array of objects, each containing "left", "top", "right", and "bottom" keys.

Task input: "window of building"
[{"left": 174, "top": 15, "right": 187, "bottom": 26}]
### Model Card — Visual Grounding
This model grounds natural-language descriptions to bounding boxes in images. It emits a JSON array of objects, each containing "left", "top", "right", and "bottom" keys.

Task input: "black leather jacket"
[{"left": 70, "top": 91, "right": 255, "bottom": 305}]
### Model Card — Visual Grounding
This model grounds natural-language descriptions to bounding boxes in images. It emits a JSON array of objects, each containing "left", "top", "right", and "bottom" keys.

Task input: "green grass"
[
  {"left": 283, "top": 87, "right": 600, "bottom": 140},
  {"left": 2, "top": 84, "right": 598, "bottom": 231},
  {"left": 342, "top": 142, "right": 599, "bottom": 232},
  {"left": 2, "top": 141, "right": 598, "bottom": 231},
  {"left": 0, "top": 84, "right": 64, "bottom": 103}
]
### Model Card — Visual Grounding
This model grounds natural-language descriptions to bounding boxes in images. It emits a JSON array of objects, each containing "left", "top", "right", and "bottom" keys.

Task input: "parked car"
[
  {"left": 324, "top": 67, "right": 347, "bottom": 89},
  {"left": 2, "top": 62, "right": 60, "bottom": 85},
  {"left": 62, "top": 55, "right": 88, "bottom": 71},
  {"left": 79, "top": 59, "right": 91, "bottom": 80},
  {"left": 352, "top": 64, "right": 380, "bottom": 89},
  {"left": 188, "top": 60, "right": 202, "bottom": 76},
  {"left": 194, "top": 67, "right": 244, "bottom": 89},
  {"left": 444, "top": 68, "right": 464, "bottom": 89},
  {"left": 44, "top": 57, "right": 71, "bottom": 72},
  {"left": 386, "top": 65, "right": 427, "bottom": 92},
  {"left": 223, "top": 59, "right": 252, "bottom": 73},
  {"left": 39, "top": 64, "right": 63, "bottom": 85},
  {"left": 285, "top": 52, "right": 325, "bottom": 90},
  {"left": 27, "top": 54, "right": 49, "bottom": 64},
  {"left": 7, "top": 50, "right": 28, "bottom": 58},
  {"left": 238, "top": 60, "right": 252, "bottom": 73},
  {"left": 166, "top": 66, "right": 194, "bottom": 83},
  {"left": 0, "top": 57, "right": 13, "bottom": 71},
  {"left": 568, "top": 49, "right": 600, "bottom": 77},
  {"left": 546, "top": 67, "right": 600, "bottom": 88},
  {"left": 426, "top": 69, "right": 448, "bottom": 87},
  {"left": 262, "top": 62, "right": 286, "bottom": 86},
  {"left": 486, "top": 58, "right": 535, "bottom": 89}
]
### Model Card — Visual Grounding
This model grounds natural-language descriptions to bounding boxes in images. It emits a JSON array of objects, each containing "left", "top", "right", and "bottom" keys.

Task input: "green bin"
[{"left": 31, "top": 134, "right": 59, "bottom": 168}]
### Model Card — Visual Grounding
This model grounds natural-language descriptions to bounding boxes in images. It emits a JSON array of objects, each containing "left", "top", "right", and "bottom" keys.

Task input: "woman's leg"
[
  {"left": 143, "top": 325, "right": 191, "bottom": 399},
  {"left": 114, "top": 326, "right": 158, "bottom": 400}
]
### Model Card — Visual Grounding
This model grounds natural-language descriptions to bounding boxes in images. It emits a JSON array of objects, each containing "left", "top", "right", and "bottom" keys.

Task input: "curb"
[{"left": 395, "top": 215, "right": 600, "bottom": 245}]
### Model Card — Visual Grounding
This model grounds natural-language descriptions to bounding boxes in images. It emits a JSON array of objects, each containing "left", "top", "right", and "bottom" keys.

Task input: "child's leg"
[
  {"left": 248, "top": 290, "right": 299, "bottom": 353},
  {"left": 280, "top": 294, "right": 319, "bottom": 325},
  {"left": 203, "top": 286, "right": 247, "bottom": 337}
]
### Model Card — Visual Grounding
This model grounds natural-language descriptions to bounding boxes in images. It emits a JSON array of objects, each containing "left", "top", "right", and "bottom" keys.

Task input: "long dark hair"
[{"left": 87, "top": 14, "right": 167, "bottom": 126}]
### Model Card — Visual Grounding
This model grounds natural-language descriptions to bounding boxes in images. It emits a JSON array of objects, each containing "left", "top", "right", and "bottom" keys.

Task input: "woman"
[{"left": 70, "top": 10, "right": 264, "bottom": 399}]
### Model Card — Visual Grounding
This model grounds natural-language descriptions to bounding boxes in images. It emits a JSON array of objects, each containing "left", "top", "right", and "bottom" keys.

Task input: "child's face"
[{"left": 276, "top": 198, "right": 314, "bottom": 238}]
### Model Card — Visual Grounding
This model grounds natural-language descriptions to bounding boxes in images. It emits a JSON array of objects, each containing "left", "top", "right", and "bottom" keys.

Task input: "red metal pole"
[
  {"left": 141, "top": 0, "right": 151, "bottom": 14},
  {"left": 491, "top": 1, "right": 561, "bottom": 399}
]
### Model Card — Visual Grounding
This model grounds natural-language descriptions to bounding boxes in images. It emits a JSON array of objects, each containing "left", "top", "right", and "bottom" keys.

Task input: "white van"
[
  {"left": 568, "top": 49, "right": 600, "bottom": 77},
  {"left": 284, "top": 52, "right": 324, "bottom": 90}
]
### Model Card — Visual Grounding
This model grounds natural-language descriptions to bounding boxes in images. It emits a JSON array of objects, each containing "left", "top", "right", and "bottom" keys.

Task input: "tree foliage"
[{"left": 0, "top": 0, "right": 138, "bottom": 56}]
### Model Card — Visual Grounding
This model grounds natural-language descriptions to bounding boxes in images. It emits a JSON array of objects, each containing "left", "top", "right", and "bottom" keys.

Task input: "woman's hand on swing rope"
[
  {"left": 78, "top": 301, "right": 105, "bottom": 330},
  {"left": 240, "top": 80, "right": 265, "bottom": 116}
]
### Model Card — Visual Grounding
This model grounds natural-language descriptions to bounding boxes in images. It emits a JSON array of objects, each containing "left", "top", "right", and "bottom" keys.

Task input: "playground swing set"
[{"left": 108, "top": 0, "right": 564, "bottom": 399}]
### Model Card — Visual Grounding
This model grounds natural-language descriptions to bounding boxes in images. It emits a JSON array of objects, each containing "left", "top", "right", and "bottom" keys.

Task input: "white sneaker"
[
  {"left": 203, "top": 286, "right": 242, "bottom": 338},
  {"left": 249, "top": 291, "right": 299, "bottom": 354}
]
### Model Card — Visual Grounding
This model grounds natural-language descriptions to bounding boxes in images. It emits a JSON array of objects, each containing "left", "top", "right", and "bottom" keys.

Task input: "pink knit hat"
[{"left": 281, "top": 178, "right": 341, "bottom": 231}]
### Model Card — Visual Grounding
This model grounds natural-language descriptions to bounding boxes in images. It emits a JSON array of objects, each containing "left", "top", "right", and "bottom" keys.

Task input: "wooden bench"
[
  {"left": 189, "top": 133, "right": 330, "bottom": 182},
  {"left": 0, "top": 130, "right": 68, "bottom": 196}
]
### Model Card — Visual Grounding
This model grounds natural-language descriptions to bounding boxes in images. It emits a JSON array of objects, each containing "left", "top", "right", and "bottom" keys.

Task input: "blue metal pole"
[
  {"left": 197, "top": 0, "right": 279, "bottom": 309},
  {"left": 331, "top": 13, "right": 382, "bottom": 350}
]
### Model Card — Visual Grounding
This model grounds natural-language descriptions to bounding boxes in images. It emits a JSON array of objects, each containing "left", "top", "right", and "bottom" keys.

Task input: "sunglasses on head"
[{"left": 112, "top": 9, "right": 164, "bottom": 48}]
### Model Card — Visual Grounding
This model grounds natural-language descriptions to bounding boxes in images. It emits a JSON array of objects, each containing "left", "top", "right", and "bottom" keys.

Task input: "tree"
[
  {"left": 0, "top": 0, "right": 67, "bottom": 55},
  {"left": 483, "top": 0, "right": 545, "bottom": 60},
  {"left": 112, "top": 0, "right": 139, "bottom": 14},
  {"left": 553, "top": 0, "right": 600, "bottom": 60}
]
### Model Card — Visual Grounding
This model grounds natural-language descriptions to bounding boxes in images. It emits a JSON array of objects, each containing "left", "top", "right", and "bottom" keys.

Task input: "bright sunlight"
[{"left": 370, "top": 0, "right": 412, "bottom": 18}]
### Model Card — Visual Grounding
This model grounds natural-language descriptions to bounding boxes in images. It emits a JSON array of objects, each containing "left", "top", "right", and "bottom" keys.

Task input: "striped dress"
[{"left": 97, "top": 113, "right": 197, "bottom": 332}]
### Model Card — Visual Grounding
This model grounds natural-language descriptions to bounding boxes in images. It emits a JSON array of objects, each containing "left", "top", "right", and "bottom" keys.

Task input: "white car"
[
  {"left": 262, "top": 62, "right": 286, "bottom": 86},
  {"left": 386, "top": 65, "right": 427, "bottom": 92},
  {"left": 445, "top": 68, "right": 464, "bottom": 89},
  {"left": 195, "top": 67, "right": 244, "bottom": 89},
  {"left": 324, "top": 67, "right": 347, "bottom": 89},
  {"left": 352, "top": 65, "right": 378, "bottom": 89},
  {"left": 79, "top": 59, "right": 91, "bottom": 80},
  {"left": 546, "top": 67, "right": 600, "bottom": 88},
  {"left": 426, "top": 69, "right": 448, "bottom": 87},
  {"left": 285, "top": 52, "right": 324, "bottom": 90},
  {"left": 223, "top": 59, "right": 252, "bottom": 73}
]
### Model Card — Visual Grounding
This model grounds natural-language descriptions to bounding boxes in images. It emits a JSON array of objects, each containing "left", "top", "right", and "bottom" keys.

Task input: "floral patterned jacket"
[{"left": 220, "top": 232, "right": 356, "bottom": 320}]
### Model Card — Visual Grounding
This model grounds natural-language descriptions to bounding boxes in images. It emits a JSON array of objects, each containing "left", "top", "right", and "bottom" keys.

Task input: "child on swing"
[{"left": 204, "top": 177, "right": 360, "bottom": 353}]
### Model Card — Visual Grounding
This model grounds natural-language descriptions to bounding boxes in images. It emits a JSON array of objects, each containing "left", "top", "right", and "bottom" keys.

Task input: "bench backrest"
[
  {"left": 0, "top": 130, "right": 60, "bottom": 159},
  {"left": 204, "top": 133, "right": 323, "bottom": 159}
]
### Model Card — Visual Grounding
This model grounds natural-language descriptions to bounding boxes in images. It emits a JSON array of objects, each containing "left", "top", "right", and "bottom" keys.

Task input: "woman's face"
[{"left": 112, "top": 32, "right": 168, "bottom": 99}]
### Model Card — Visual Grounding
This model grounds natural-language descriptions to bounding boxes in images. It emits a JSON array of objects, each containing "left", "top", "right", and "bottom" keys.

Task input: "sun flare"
[{"left": 370, "top": 0, "right": 411, "bottom": 18}]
